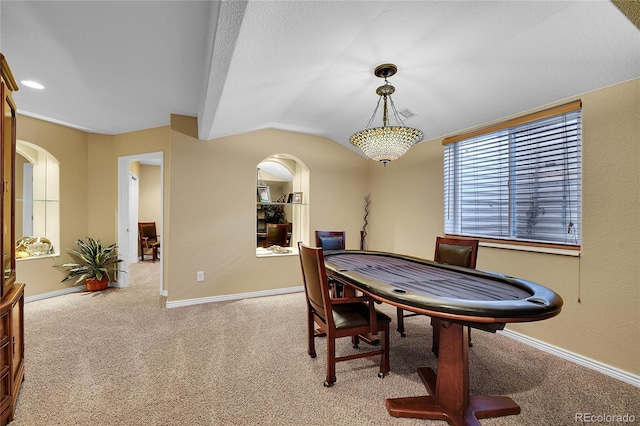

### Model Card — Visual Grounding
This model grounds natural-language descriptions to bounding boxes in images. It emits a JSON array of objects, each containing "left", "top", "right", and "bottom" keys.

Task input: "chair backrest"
[
  {"left": 266, "top": 223, "right": 289, "bottom": 246},
  {"left": 434, "top": 236, "right": 479, "bottom": 269},
  {"left": 315, "top": 231, "right": 345, "bottom": 251},
  {"left": 138, "top": 222, "right": 158, "bottom": 242},
  {"left": 298, "top": 242, "right": 331, "bottom": 324}
]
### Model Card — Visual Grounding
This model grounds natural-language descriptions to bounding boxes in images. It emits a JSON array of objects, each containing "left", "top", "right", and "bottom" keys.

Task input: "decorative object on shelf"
[
  {"left": 263, "top": 194, "right": 288, "bottom": 224},
  {"left": 361, "top": 192, "right": 371, "bottom": 250},
  {"left": 15, "top": 236, "right": 53, "bottom": 258},
  {"left": 292, "top": 192, "right": 303, "bottom": 203},
  {"left": 256, "top": 168, "right": 271, "bottom": 202},
  {"left": 257, "top": 185, "right": 270, "bottom": 202},
  {"left": 287, "top": 193, "right": 293, "bottom": 203},
  {"left": 56, "top": 237, "right": 125, "bottom": 292},
  {"left": 349, "top": 63, "right": 424, "bottom": 166},
  {"left": 266, "top": 245, "right": 292, "bottom": 254}
]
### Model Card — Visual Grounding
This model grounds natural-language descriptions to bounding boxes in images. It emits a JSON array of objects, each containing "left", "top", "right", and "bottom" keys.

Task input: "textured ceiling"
[{"left": 1, "top": 1, "right": 639, "bottom": 157}]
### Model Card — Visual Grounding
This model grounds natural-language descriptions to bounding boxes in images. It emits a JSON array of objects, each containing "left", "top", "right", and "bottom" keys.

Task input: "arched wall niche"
[
  {"left": 15, "top": 140, "right": 60, "bottom": 258},
  {"left": 256, "top": 153, "right": 309, "bottom": 254}
]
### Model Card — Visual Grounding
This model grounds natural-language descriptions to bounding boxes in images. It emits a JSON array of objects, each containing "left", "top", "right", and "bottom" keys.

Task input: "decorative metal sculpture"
[{"left": 361, "top": 193, "right": 371, "bottom": 250}]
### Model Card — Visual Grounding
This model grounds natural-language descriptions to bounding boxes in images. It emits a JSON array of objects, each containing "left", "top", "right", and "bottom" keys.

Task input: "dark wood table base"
[{"left": 385, "top": 321, "right": 521, "bottom": 426}]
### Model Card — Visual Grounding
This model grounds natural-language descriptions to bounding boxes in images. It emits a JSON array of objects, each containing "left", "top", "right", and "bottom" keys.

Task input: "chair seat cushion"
[{"left": 332, "top": 302, "right": 391, "bottom": 330}]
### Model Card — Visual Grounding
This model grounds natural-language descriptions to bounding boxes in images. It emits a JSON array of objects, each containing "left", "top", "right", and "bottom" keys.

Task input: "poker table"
[{"left": 324, "top": 250, "right": 563, "bottom": 426}]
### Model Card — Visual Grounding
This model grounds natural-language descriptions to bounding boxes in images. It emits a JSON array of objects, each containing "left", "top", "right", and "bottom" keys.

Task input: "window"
[{"left": 443, "top": 101, "right": 581, "bottom": 247}]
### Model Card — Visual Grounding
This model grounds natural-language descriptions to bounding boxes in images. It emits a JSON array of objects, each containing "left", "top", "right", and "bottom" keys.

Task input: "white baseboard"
[
  {"left": 502, "top": 329, "right": 640, "bottom": 388},
  {"left": 165, "top": 286, "right": 304, "bottom": 309},
  {"left": 24, "top": 285, "right": 85, "bottom": 303}
]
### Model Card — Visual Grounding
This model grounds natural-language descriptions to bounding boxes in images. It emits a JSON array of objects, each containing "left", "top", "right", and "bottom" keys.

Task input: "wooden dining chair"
[
  {"left": 138, "top": 222, "right": 160, "bottom": 262},
  {"left": 298, "top": 242, "right": 390, "bottom": 387},
  {"left": 315, "top": 231, "right": 346, "bottom": 297},
  {"left": 396, "top": 236, "right": 478, "bottom": 353},
  {"left": 315, "top": 230, "right": 345, "bottom": 251},
  {"left": 265, "top": 223, "right": 289, "bottom": 247}
]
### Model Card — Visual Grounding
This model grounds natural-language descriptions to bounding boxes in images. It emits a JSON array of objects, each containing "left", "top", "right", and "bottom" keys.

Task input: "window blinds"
[{"left": 443, "top": 102, "right": 581, "bottom": 247}]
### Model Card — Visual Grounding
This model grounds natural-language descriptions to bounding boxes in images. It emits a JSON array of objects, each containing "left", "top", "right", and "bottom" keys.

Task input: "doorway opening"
[{"left": 117, "top": 152, "right": 164, "bottom": 295}]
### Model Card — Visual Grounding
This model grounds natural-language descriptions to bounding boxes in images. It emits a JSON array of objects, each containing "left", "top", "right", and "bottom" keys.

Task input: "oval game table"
[{"left": 324, "top": 250, "right": 563, "bottom": 426}]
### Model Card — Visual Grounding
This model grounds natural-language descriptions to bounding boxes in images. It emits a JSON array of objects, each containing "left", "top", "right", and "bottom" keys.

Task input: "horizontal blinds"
[
  {"left": 444, "top": 106, "right": 581, "bottom": 246},
  {"left": 443, "top": 101, "right": 581, "bottom": 146}
]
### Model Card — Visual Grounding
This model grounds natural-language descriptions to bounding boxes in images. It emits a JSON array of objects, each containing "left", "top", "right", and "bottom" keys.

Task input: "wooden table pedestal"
[{"left": 385, "top": 321, "right": 521, "bottom": 426}]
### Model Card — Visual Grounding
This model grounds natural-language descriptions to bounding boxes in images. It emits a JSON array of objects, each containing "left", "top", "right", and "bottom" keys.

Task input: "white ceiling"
[{"left": 1, "top": 1, "right": 639, "bottom": 157}]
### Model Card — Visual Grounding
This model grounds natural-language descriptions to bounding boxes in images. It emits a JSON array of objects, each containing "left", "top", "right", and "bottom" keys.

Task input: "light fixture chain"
[
  {"left": 387, "top": 95, "right": 407, "bottom": 127},
  {"left": 365, "top": 96, "right": 383, "bottom": 129}
]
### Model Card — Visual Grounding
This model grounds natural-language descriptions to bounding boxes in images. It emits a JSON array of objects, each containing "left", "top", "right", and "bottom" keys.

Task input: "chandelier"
[{"left": 349, "top": 64, "right": 424, "bottom": 166}]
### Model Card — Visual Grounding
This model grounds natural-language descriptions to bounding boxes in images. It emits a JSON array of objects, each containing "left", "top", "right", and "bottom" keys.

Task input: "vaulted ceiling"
[{"left": 1, "top": 1, "right": 639, "bottom": 157}]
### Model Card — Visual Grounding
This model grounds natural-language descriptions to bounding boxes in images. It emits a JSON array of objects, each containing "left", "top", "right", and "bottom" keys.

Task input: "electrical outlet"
[{"left": 196, "top": 271, "right": 204, "bottom": 282}]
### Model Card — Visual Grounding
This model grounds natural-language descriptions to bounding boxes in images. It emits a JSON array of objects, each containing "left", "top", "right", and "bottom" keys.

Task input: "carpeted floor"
[{"left": 11, "top": 261, "right": 639, "bottom": 425}]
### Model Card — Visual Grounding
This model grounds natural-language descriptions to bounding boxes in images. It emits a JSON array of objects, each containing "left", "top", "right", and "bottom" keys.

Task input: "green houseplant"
[{"left": 58, "top": 237, "right": 124, "bottom": 292}]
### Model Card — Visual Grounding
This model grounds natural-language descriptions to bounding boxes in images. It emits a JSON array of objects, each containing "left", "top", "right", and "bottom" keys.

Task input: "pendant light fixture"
[{"left": 349, "top": 64, "right": 424, "bottom": 166}]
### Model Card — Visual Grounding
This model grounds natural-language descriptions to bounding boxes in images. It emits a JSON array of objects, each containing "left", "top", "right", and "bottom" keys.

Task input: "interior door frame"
[
  {"left": 128, "top": 172, "right": 139, "bottom": 264},
  {"left": 117, "top": 152, "right": 164, "bottom": 295}
]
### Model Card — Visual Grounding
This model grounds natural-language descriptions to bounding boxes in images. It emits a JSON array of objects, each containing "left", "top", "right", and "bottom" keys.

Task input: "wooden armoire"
[{"left": 0, "top": 53, "right": 25, "bottom": 425}]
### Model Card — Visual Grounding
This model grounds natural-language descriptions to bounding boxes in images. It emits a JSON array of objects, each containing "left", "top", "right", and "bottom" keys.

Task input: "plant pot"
[{"left": 85, "top": 277, "right": 109, "bottom": 292}]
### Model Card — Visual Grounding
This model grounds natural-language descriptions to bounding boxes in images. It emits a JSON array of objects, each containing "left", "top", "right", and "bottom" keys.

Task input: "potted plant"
[
  {"left": 264, "top": 193, "right": 288, "bottom": 224},
  {"left": 57, "top": 237, "right": 124, "bottom": 292}
]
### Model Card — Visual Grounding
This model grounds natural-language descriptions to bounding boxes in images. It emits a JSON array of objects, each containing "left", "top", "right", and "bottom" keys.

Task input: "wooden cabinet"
[
  {"left": 0, "top": 284, "right": 23, "bottom": 425},
  {"left": 0, "top": 53, "right": 24, "bottom": 425},
  {"left": 1, "top": 54, "right": 17, "bottom": 297}
]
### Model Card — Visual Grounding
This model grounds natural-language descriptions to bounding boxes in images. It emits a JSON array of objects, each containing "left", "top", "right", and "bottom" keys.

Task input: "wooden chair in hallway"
[{"left": 138, "top": 222, "right": 160, "bottom": 262}]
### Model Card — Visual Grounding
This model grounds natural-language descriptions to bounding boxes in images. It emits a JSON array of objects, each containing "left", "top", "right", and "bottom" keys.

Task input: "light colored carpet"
[{"left": 11, "top": 261, "right": 639, "bottom": 425}]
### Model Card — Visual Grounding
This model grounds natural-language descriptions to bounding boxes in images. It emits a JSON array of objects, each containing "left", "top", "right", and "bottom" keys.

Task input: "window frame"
[{"left": 442, "top": 101, "right": 582, "bottom": 251}]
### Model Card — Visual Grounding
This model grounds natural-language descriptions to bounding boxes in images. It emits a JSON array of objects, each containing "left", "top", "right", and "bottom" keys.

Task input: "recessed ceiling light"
[{"left": 21, "top": 80, "right": 44, "bottom": 89}]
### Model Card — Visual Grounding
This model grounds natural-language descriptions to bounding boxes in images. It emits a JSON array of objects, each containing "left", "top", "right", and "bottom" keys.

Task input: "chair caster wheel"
[
  {"left": 378, "top": 372, "right": 386, "bottom": 379},
  {"left": 400, "top": 332, "right": 406, "bottom": 337},
  {"left": 324, "top": 380, "right": 334, "bottom": 387}
]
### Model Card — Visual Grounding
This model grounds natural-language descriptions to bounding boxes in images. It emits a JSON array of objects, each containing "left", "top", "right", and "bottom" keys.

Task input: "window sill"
[
  {"left": 480, "top": 241, "right": 580, "bottom": 257},
  {"left": 16, "top": 253, "right": 60, "bottom": 261}
]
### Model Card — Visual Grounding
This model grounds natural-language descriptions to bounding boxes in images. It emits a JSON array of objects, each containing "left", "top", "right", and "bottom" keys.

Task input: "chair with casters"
[
  {"left": 298, "top": 242, "right": 390, "bottom": 387},
  {"left": 265, "top": 223, "right": 289, "bottom": 247},
  {"left": 315, "top": 231, "right": 346, "bottom": 297},
  {"left": 138, "top": 222, "right": 160, "bottom": 262},
  {"left": 396, "top": 236, "right": 478, "bottom": 353}
]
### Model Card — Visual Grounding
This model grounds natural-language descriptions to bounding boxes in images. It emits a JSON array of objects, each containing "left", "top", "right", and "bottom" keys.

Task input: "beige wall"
[
  {"left": 15, "top": 116, "right": 89, "bottom": 295},
  {"left": 15, "top": 119, "right": 170, "bottom": 297},
  {"left": 167, "top": 116, "right": 368, "bottom": 302},
  {"left": 138, "top": 165, "right": 162, "bottom": 226},
  {"left": 13, "top": 79, "right": 639, "bottom": 377},
  {"left": 365, "top": 78, "right": 640, "bottom": 375}
]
